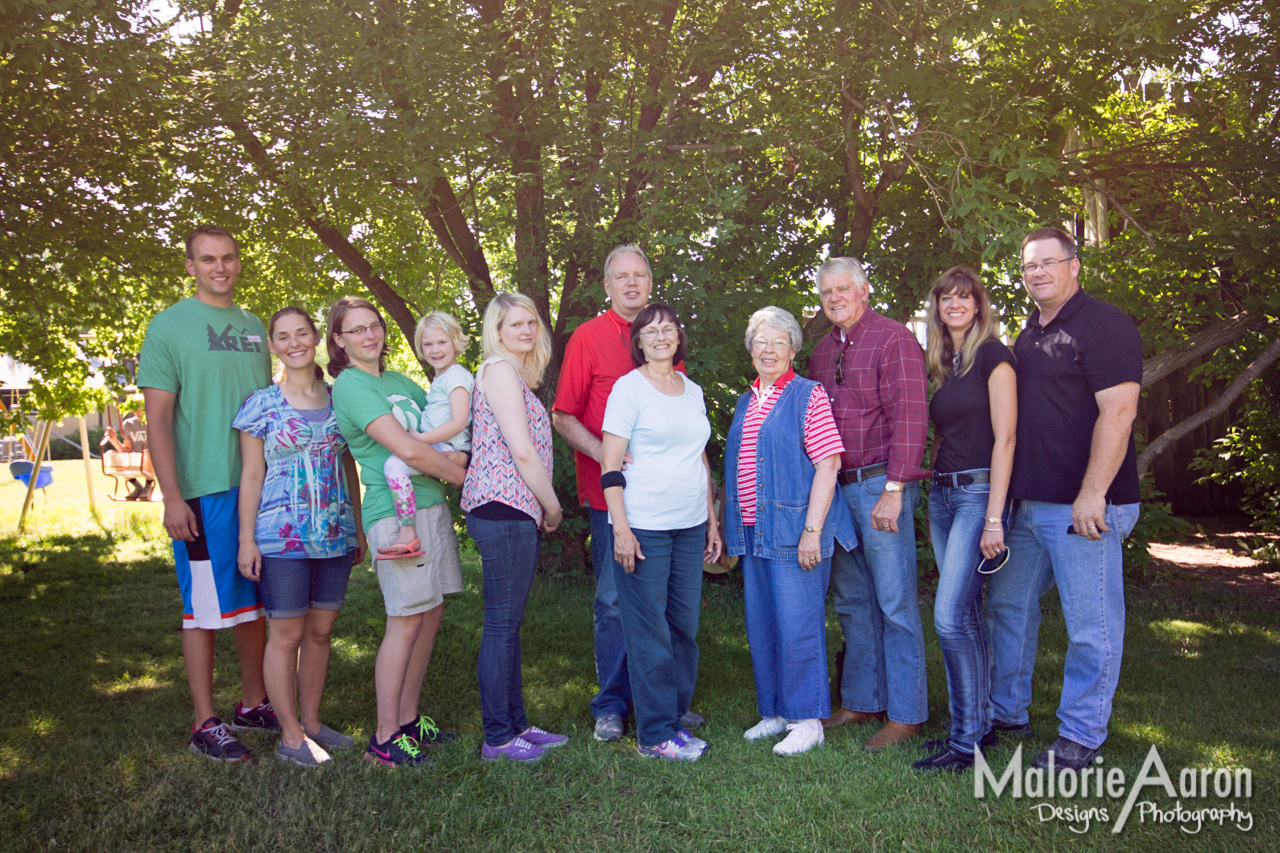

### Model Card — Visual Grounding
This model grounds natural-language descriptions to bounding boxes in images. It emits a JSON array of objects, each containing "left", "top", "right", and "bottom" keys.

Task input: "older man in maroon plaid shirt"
[{"left": 808, "top": 257, "right": 930, "bottom": 751}]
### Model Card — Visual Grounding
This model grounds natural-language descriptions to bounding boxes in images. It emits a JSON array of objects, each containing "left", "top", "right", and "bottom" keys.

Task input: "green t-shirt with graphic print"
[
  {"left": 332, "top": 366, "right": 446, "bottom": 532},
  {"left": 136, "top": 297, "right": 272, "bottom": 500}
]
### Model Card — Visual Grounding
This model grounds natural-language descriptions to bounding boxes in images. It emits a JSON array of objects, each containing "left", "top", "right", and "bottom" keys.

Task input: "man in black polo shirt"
[{"left": 985, "top": 227, "right": 1142, "bottom": 772}]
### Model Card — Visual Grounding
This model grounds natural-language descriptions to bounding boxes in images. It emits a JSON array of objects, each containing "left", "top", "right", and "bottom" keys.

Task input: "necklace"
[{"left": 641, "top": 363, "right": 682, "bottom": 395}]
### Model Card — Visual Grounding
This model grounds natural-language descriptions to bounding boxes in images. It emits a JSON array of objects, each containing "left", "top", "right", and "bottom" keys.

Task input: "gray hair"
[
  {"left": 602, "top": 244, "right": 652, "bottom": 285},
  {"left": 814, "top": 257, "right": 870, "bottom": 295},
  {"left": 744, "top": 306, "right": 804, "bottom": 352}
]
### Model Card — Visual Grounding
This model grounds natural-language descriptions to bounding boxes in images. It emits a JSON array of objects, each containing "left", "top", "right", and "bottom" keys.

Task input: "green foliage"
[
  {"left": 1123, "top": 490, "right": 1191, "bottom": 578},
  {"left": 7, "top": 0, "right": 1280, "bottom": 586},
  {"left": 1191, "top": 398, "right": 1280, "bottom": 533},
  {"left": 915, "top": 486, "right": 938, "bottom": 582}
]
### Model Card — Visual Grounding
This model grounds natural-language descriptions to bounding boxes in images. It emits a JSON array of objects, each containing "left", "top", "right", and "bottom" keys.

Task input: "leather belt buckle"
[
  {"left": 838, "top": 462, "right": 888, "bottom": 487},
  {"left": 931, "top": 471, "right": 989, "bottom": 488}
]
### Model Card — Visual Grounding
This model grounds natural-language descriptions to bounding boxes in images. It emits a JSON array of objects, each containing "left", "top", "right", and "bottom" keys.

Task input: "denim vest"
[{"left": 723, "top": 376, "right": 858, "bottom": 560}]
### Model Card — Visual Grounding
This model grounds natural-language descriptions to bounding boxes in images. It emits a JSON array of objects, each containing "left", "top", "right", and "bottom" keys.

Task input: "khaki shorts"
[{"left": 367, "top": 503, "right": 463, "bottom": 617}]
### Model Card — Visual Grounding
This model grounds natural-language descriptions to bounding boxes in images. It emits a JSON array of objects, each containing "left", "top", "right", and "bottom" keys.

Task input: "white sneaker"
[
  {"left": 743, "top": 716, "right": 788, "bottom": 740},
  {"left": 773, "top": 719, "right": 824, "bottom": 756}
]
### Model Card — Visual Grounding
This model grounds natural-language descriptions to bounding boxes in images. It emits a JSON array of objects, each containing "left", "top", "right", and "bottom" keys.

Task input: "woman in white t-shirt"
[{"left": 600, "top": 303, "right": 722, "bottom": 762}]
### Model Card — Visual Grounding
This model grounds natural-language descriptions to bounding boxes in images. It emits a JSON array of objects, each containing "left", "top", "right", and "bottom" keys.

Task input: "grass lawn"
[{"left": 1, "top": 461, "right": 1276, "bottom": 851}]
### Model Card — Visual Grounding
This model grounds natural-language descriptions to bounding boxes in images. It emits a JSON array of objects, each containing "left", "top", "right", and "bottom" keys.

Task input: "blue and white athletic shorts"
[{"left": 173, "top": 488, "right": 264, "bottom": 629}]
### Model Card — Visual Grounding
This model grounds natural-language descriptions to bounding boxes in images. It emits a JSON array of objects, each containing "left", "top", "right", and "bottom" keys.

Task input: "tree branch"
[
  {"left": 1142, "top": 311, "right": 1269, "bottom": 388},
  {"left": 218, "top": 113, "right": 420, "bottom": 346},
  {"left": 1138, "top": 334, "right": 1280, "bottom": 479}
]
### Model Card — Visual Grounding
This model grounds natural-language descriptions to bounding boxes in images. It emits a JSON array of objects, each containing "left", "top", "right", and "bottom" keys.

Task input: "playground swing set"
[{"left": 4, "top": 393, "right": 160, "bottom": 532}]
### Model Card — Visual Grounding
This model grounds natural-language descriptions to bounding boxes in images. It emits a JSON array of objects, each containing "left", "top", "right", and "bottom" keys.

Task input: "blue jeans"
[
  {"left": 258, "top": 553, "right": 354, "bottom": 619},
  {"left": 611, "top": 525, "right": 704, "bottom": 747},
  {"left": 589, "top": 508, "right": 632, "bottom": 719},
  {"left": 467, "top": 514, "right": 540, "bottom": 746},
  {"left": 928, "top": 477, "right": 995, "bottom": 753},
  {"left": 742, "top": 532, "right": 832, "bottom": 721},
  {"left": 985, "top": 500, "right": 1140, "bottom": 750},
  {"left": 830, "top": 475, "right": 928, "bottom": 724}
]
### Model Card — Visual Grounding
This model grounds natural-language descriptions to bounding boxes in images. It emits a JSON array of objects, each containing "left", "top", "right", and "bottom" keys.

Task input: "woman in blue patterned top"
[{"left": 235, "top": 306, "right": 367, "bottom": 766}]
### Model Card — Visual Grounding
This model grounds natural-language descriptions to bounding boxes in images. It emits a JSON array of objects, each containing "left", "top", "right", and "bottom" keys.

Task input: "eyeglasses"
[
  {"left": 835, "top": 350, "right": 846, "bottom": 385},
  {"left": 1020, "top": 258, "right": 1072, "bottom": 277},
  {"left": 339, "top": 321, "right": 384, "bottom": 337},
  {"left": 640, "top": 325, "right": 679, "bottom": 340},
  {"left": 750, "top": 337, "right": 791, "bottom": 352},
  {"left": 976, "top": 548, "right": 1010, "bottom": 575}
]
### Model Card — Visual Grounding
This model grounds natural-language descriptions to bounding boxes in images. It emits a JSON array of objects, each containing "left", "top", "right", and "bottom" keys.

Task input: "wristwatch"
[
  {"left": 883, "top": 480, "right": 904, "bottom": 493},
  {"left": 803, "top": 525, "right": 822, "bottom": 534}
]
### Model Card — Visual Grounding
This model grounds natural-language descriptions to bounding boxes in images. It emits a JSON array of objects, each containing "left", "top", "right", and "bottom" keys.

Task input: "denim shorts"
[{"left": 258, "top": 553, "right": 355, "bottom": 619}]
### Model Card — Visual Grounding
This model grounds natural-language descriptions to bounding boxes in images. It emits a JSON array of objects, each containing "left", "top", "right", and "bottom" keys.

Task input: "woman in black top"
[{"left": 914, "top": 266, "right": 1016, "bottom": 773}]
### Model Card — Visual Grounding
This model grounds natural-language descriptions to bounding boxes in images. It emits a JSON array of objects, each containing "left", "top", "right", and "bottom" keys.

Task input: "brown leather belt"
[{"left": 836, "top": 462, "right": 888, "bottom": 486}]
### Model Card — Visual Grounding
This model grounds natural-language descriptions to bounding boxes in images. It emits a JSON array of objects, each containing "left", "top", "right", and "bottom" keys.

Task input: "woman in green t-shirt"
[{"left": 327, "top": 296, "right": 468, "bottom": 767}]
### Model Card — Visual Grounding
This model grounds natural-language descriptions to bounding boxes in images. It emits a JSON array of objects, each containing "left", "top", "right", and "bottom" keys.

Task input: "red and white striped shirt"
[{"left": 736, "top": 369, "right": 845, "bottom": 525}]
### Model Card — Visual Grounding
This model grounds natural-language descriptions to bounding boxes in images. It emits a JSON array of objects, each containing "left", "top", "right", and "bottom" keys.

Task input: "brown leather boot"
[
  {"left": 863, "top": 721, "right": 922, "bottom": 751},
  {"left": 820, "top": 708, "right": 887, "bottom": 729}
]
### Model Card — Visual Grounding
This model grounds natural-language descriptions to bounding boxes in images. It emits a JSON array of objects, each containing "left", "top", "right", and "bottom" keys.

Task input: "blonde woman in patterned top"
[{"left": 461, "top": 292, "right": 567, "bottom": 762}]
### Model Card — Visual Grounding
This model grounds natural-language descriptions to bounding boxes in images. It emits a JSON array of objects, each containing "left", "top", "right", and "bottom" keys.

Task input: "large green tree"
[{"left": 5, "top": 0, "right": 1276, "bottom": 516}]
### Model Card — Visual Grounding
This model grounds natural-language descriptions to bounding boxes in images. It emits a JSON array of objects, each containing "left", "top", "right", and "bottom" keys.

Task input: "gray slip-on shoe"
[
  {"left": 307, "top": 723, "right": 354, "bottom": 751},
  {"left": 276, "top": 737, "right": 332, "bottom": 767}
]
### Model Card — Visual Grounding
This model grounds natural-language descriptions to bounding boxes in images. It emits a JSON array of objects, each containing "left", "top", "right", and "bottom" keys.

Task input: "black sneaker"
[
  {"left": 190, "top": 717, "right": 251, "bottom": 762},
  {"left": 922, "top": 728, "right": 998, "bottom": 753},
  {"left": 229, "top": 699, "right": 280, "bottom": 732},
  {"left": 913, "top": 746, "right": 975, "bottom": 774},
  {"left": 1032, "top": 736, "right": 1101, "bottom": 772},
  {"left": 992, "top": 719, "right": 1033, "bottom": 738},
  {"left": 364, "top": 732, "right": 432, "bottom": 767},
  {"left": 400, "top": 714, "right": 457, "bottom": 746}
]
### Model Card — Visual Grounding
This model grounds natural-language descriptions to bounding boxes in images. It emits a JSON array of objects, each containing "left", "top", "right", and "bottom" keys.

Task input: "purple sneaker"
[
  {"left": 678, "top": 728, "right": 708, "bottom": 756},
  {"left": 228, "top": 699, "right": 280, "bottom": 732},
  {"left": 481, "top": 736, "right": 546, "bottom": 762},
  {"left": 190, "top": 717, "right": 250, "bottom": 762},
  {"left": 519, "top": 725, "right": 568, "bottom": 748},
  {"left": 637, "top": 734, "right": 703, "bottom": 762}
]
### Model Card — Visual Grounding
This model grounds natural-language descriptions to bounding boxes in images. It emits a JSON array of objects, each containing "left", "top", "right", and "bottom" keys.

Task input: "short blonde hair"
[
  {"left": 480, "top": 292, "right": 552, "bottom": 388},
  {"left": 414, "top": 311, "right": 470, "bottom": 363}
]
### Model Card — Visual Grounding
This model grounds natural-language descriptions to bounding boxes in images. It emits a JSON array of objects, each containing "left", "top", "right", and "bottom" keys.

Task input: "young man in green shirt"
[{"left": 138, "top": 225, "right": 275, "bottom": 761}]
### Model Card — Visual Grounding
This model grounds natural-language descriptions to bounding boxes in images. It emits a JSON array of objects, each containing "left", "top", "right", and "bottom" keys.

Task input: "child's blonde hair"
[{"left": 413, "top": 311, "right": 470, "bottom": 367}]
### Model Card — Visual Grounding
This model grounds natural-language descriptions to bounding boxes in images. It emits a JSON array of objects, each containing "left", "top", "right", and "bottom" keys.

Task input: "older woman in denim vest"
[{"left": 723, "top": 306, "right": 857, "bottom": 757}]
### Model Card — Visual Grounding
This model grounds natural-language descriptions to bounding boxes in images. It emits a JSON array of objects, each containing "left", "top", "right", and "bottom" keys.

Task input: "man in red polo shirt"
[{"left": 552, "top": 244, "right": 701, "bottom": 743}]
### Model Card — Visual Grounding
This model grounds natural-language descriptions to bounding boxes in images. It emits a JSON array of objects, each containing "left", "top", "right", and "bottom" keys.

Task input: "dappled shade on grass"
[{"left": 1, "top": 472, "right": 1277, "bottom": 851}]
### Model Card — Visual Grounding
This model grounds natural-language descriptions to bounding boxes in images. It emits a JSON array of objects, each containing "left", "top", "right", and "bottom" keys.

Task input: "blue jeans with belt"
[
  {"left": 985, "top": 500, "right": 1140, "bottom": 749},
  {"left": 467, "top": 514, "right": 540, "bottom": 747},
  {"left": 610, "top": 524, "right": 704, "bottom": 747},
  {"left": 928, "top": 474, "right": 994, "bottom": 753},
  {"left": 830, "top": 474, "right": 928, "bottom": 725}
]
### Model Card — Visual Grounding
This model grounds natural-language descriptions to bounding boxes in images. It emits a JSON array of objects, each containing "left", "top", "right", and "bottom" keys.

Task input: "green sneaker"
[{"left": 400, "top": 714, "right": 457, "bottom": 746}]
